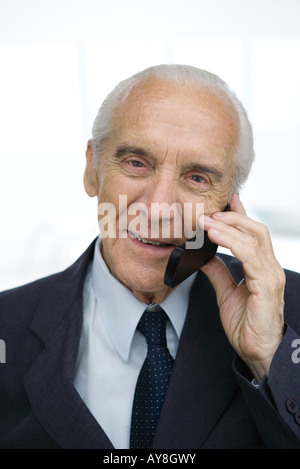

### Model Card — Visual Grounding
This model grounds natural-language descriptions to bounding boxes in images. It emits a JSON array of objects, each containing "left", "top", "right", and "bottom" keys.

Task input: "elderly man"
[{"left": 1, "top": 64, "right": 300, "bottom": 449}]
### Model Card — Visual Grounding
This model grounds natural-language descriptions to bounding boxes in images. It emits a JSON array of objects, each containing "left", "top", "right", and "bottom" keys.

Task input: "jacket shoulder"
[
  {"left": 0, "top": 238, "right": 97, "bottom": 328},
  {"left": 0, "top": 273, "right": 62, "bottom": 330}
]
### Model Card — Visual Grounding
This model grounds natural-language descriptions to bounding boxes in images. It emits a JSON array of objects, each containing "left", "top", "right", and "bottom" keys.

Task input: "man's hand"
[{"left": 199, "top": 194, "right": 286, "bottom": 382}]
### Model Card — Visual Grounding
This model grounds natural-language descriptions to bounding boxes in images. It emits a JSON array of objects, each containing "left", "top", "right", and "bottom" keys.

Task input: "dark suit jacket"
[{"left": 1, "top": 238, "right": 300, "bottom": 449}]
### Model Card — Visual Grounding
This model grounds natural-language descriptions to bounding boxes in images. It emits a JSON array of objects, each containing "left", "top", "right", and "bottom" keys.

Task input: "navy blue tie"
[{"left": 130, "top": 305, "right": 174, "bottom": 449}]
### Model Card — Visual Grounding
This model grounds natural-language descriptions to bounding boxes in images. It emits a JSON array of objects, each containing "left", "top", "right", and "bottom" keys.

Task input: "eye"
[
  {"left": 183, "top": 171, "right": 210, "bottom": 192},
  {"left": 190, "top": 174, "right": 205, "bottom": 183},
  {"left": 129, "top": 160, "right": 144, "bottom": 168},
  {"left": 123, "top": 157, "right": 151, "bottom": 176}
]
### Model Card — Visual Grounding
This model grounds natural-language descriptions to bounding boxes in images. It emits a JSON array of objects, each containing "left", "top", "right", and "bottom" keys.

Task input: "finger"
[
  {"left": 200, "top": 256, "right": 238, "bottom": 307},
  {"left": 199, "top": 215, "right": 284, "bottom": 299},
  {"left": 199, "top": 215, "right": 268, "bottom": 270},
  {"left": 210, "top": 212, "right": 275, "bottom": 256},
  {"left": 230, "top": 193, "right": 247, "bottom": 215}
]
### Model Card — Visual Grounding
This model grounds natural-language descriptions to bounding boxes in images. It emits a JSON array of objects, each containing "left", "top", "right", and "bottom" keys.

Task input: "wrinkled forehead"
[{"left": 113, "top": 78, "right": 239, "bottom": 146}]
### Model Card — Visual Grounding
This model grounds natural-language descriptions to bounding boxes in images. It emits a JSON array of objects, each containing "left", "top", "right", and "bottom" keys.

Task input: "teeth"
[
  {"left": 133, "top": 233, "right": 167, "bottom": 247},
  {"left": 142, "top": 239, "right": 166, "bottom": 246}
]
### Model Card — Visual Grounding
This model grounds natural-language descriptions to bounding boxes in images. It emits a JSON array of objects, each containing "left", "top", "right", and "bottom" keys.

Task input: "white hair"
[{"left": 91, "top": 64, "right": 255, "bottom": 194}]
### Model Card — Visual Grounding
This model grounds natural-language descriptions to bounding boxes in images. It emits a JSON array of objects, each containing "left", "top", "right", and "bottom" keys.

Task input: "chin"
[
  {"left": 117, "top": 265, "right": 167, "bottom": 295},
  {"left": 102, "top": 240, "right": 169, "bottom": 296}
]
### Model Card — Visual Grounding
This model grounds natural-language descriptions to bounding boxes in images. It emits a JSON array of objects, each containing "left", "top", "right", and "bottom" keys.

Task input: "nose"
[
  {"left": 144, "top": 171, "right": 179, "bottom": 207},
  {"left": 140, "top": 173, "right": 183, "bottom": 240}
]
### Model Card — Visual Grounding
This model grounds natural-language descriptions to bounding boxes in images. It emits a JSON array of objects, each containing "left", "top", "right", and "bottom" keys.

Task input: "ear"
[{"left": 84, "top": 140, "right": 99, "bottom": 197}]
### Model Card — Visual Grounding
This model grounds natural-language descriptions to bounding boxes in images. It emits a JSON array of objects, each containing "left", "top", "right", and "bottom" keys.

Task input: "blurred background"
[{"left": 0, "top": 0, "right": 299, "bottom": 290}]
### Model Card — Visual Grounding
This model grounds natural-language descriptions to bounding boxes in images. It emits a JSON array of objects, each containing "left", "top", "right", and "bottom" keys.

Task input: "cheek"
[
  {"left": 204, "top": 175, "right": 233, "bottom": 212},
  {"left": 98, "top": 167, "right": 143, "bottom": 202},
  {"left": 97, "top": 175, "right": 147, "bottom": 239},
  {"left": 205, "top": 192, "right": 231, "bottom": 214},
  {"left": 98, "top": 167, "right": 121, "bottom": 200},
  {"left": 182, "top": 191, "right": 230, "bottom": 220}
]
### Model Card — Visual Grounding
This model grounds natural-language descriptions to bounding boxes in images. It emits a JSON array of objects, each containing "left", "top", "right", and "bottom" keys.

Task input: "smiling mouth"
[{"left": 128, "top": 231, "right": 176, "bottom": 247}]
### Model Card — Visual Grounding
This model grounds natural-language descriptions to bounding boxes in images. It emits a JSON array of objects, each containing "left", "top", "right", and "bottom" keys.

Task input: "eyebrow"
[
  {"left": 114, "top": 144, "right": 224, "bottom": 181},
  {"left": 114, "top": 145, "right": 152, "bottom": 160}
]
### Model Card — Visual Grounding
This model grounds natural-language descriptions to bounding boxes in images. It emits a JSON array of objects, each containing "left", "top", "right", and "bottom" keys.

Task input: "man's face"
[{"left": 87, "top": 80, "right": 238, "bottom": 301}]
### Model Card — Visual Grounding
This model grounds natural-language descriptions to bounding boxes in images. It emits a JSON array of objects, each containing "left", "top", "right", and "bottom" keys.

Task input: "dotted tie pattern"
[{"left": 130, "top": 306, "right": 174, "bottom": 449}]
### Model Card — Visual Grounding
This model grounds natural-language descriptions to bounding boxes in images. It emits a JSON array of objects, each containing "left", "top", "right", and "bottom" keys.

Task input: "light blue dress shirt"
[{"left": 74, "top": 236, "right": 197, "bottom": 449}]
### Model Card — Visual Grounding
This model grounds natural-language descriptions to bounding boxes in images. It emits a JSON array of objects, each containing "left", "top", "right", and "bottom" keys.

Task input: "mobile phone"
[
  {"left": 164, "top": 231, "right": 218, "bottom": 288},
  {"left": 164, "top": 205, "right": 229, "bottom": 288}
]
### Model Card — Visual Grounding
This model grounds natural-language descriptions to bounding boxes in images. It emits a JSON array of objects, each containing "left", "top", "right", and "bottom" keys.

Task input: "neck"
[{"left": 130, "top": 285, "right": 175, "bottom": 305}]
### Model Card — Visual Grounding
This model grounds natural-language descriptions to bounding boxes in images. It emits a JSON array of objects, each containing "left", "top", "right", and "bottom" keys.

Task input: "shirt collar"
[{"left": 91, "top": 237, "right": 196, "bottom": 362}]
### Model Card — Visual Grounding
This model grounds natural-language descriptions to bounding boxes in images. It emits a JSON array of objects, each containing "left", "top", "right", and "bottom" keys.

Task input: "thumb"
[{"left": 201, "top": 256, "right": 237, "bottom": 307}]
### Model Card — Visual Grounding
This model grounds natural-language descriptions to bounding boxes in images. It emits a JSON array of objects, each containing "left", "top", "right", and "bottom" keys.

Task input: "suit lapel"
[
  {"left": 23, "top": 239, "right": 114, "bottom": 449},
  {"left": 152, "top": 270, "right": 238, "bottom": 449}
]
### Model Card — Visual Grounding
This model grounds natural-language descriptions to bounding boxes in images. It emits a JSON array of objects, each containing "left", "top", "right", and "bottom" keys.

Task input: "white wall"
[{"left": 0, "top": 0, "right": 299, "bottom": 290}]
